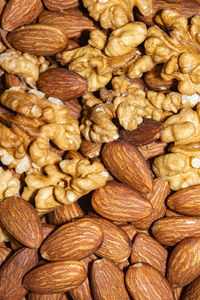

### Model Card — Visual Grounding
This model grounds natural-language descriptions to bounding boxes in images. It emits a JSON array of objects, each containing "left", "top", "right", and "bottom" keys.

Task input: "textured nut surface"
[
  {"left": 92, "top": 180, "right": 152, "bottom": 222},
  {"left": 0, "top": 197, "right": 43, "bottom": 248},
  {"left": 8, "top": 24, "right": 68, "bottom": 56},
  {"left": 37, "top": 68, "right": 87, "bottom": 101},
  {"left": 40, "top": 218, "right": 103, "bottom": 261},
  {"left": 43, "top": 0, "right": 79, "bottom": 11},
  {"left": 102, "top": 140, "right": 152, "bottom": 194},
  {"left": 23, "top": 261, "right": 87, "bottom": 293}
]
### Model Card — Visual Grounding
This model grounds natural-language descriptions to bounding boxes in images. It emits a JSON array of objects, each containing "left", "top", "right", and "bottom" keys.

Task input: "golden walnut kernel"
[
  {"left": 0, "top": 49, "right": 49, "bottom": 88},
  {"left": 59, "top": 22, "right": 147, "bottom": 91},
  {"left": 0, "top": 167, "right": 20, "bottom": 201},
  {"left": 82, "top": 0, "right": 152, "bottom": 29},
  {"left": 0, "top": 87, "right": 81, "bottom": 171},
  {"left": 22, "top": 154, "right": 109, "bottom": 214},
  {"left": 145, "top": 9, "right": 200, "bottom": 95}
]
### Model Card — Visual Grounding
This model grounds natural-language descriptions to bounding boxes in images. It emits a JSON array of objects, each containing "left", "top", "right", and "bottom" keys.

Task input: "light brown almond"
[
  {"left": 0, "top": 246, "right": 12, "bottom": 267},
  {"left": 48, "top": 203, "right": 84, "bottom": 226},
  {"left": 8, "top": 24, "right": 68, "bottom": 56},
  {"left": 119, "top": 224, "right": 137, "bottom": 242},
  {"left": 91, "top": 259, "right": 130, "bottom": 300},
  {"left": 102, "top": 140, "right": 152, "bottom": 194},
  {"left": 28, "top": 292, "right": 64, "bottom": 300},
  {"left": 43, "top": 0, "right": 79, "bottom": 11},
  {"left": 23, "top": 261, "right": 87, "bottom": 294},
  {"left": 63, "top": 99, "right": 82, "bottom": 120},
  {"left": 131, "top": 232, "right": 168, "bottom": 276},
  {"left": 137, "top": 140, "right": 168, "bottom": 160},
  {"left": 181, "top": 277, "right": 200, "bottom": 300},
  {"left": 40, "top": 218, "right": 103, "bottom": 261},
  {"left": 125, "top": 263, "right": 174, "bottom": 300},
  {"left": 0, "top": 197, "right": 43, "bottom": 248},
  {"left": 151, "top": 216, "right": 200, "bottom": 246},
  {"left": 92, "top": 180, "right": 152, "bottom": 222},
  {"left": 167, "top": 237, "right": 200, "bottom": 287},
  {"left": 2, "top": 0, "right": 43, "bottom": 31},
  {"left": 80, "top": 140, "right": 102, "bottom": 159}
]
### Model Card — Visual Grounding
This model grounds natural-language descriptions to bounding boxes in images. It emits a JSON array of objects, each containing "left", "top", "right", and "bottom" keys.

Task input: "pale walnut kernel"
[
  {"left": 0, "top": 167, "right": 20, "bottom": 201},
  {"left": 145, "top": 10, "right": 200, "bottom": 95},
  {"left": 82, "top": 0, "right": 152, "bottom": 29},
  {"left": 0, "top": 49, "right": 49, "bottom": 88}
]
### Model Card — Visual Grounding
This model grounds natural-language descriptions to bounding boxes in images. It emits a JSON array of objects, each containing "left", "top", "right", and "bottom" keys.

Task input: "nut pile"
[{"left": 1, "top": 0, "right": 200, "bottom": 299}]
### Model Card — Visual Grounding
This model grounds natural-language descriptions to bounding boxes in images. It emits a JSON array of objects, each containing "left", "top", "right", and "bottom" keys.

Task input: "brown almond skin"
[
  {"left": 132, "top": 178, "right": 169, "bottom": 230},
  {"left": 37, "top": 68, "right": 87, "bottom": 101},
  {"left": 167, "top": 237, "right": 200, "bottom": 288},
  {"left": 40, "top": 218, "right": 103, "bottom": 261},
  {"left": 151, "top": 216, "right": 200, "bottom": 246},
  {"left": 23, "top": 261, "right": 87, "bottom": 294},
  {"left": 42, "top": 224, "right": 56, "bottom": 241},
  {"left": 0, "top": 0, "right": 6, "bottom": 14},
  {"left": 126, "top": 263, "right": 174, "bottom": 300},
  {"left": 181, "top": 277, "right": 200, "bottom": 300},
  {"left": 43, "top": 0, "right": 79, "bottom": 11},
  {"left": 38, "top": 9, "right": 96, "bottom": 38},
  {"left": 91, "top": 259, "right": 130, "bottom": 300},
  {"left": 0, "top": 247, "right": 38, "bottom": 299},
  {"left": 28, "top": 293, "right": 64, "bottom": 300},
  {"left": 0, "top": 197, "right": 43, "bottom": 248},
  {"left": 2, "top": 0, "right": 43, "bottom": 31},
  {"left": 137, "top": 141, "right": 168, "bottom": 160},
  {"left": 7, "top": 24, "right": 68, "bottom": 56},
  {"left": 63, "top": 99, "right": 82, "bottom": 120},
  {"left": 0, "top": 246, "right": 12, "bottom": 267},
  {"left": 102, "top": 140, "right": 152, "bottom": 194},
  {"left": 92, "top": 180, "right": 152, "bottom": 222},
  {"left": 167, "top": 185, "right": 200, "bottom": 216},
  {"left": 119, "top": 224, "right": 137, "bottom": 242},
  {"left": 119, "top": 119, "right": 163, "bottom": 147},
  {"left": 131, "top": 233, "right": 168, "bottom": 276},
  {"left": 48, "top": 202, "right": 84, "bottom": 226},
  {"left": 92, "top": 217, "right": 132, "bottom": 263}
]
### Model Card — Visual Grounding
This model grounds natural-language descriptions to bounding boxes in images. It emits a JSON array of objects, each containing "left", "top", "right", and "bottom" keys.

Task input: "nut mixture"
[{"left": 0, "top": 0, "right": 200, "bottom": 299}]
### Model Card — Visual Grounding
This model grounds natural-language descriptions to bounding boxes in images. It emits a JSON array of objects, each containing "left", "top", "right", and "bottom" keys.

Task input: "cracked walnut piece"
[
  {"left": 0, "top": 49, "right": 49, "bottom": 88},
  {"left": 82, "top": 0, "right": 152, "bottom": 29},
  {"left": 145, "top": 9, "right": 200, "bottom": 95},
  {"left": 22, "top": 154, "right": 109, "bottom": 214},
  {"left": 0, "top": 167, "right": 20, "bottom": 201}
]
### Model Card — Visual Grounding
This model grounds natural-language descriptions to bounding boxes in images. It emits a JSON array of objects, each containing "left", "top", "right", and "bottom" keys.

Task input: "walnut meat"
[
  {"left": 145, "top": 10, "right": 200, "bottom": 95},
  {"left": 22, "top": 154, "right": 109, "bottom": 214},
  {"left": 82, "top": 0, "right": 152, "bottom": 29},
  {"left": 0, "top": 167, "right": 20, "bottom": 201},
  {"left": 0, "top": 49, "right": 49, "bottom": 88}
]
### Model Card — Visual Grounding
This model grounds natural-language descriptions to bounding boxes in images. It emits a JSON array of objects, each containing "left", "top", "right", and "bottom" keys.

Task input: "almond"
[
  {"left": 5, "top": 73, "right": 23, "bottom": 89},
  {"left": 151, "top": 216, "right": 200, "bottom": 246},
  {"left": 48, "top": 202, "right": 84, "bottom": 226},
  {"left": 119, "top": 224, "right": 137, "bottom": 242},
  {"left": 131, "top": 232, "right": 168, "bottom": 276},
  {"left": 38, "top": 9, "right": 96, "bottom": 38},
  {"left": 92, "top": 217, "right": 132, "bottom": 263},
  {"left": 37, "top": 68, "right": 87, "bottom": 101},
  {"left": 43, "top": 0, "right": 79, "bottom": 11},
  {"left": 102, "top": 140, "right": 152, "bottom": 194},
  {"left": 132, "top": 178, "right": 169, "bottom": 230},
  {"left": 137, "top": 141, "right": 168, "bottom": 160},
  {"left": 63, "top": 98, "right": 82, "bottom": 120},
  {"left": 181, "top": 277, "right": 200, "bottom": 300},
  {"left": 91, "top": 180, "right": 152, "bottom": 222},
  {"left": 40, "top": 218, "right": 103, "bottom": 261},
  {"left": 1, "top": 0, "right": 43, "bottom": 31},
  {"left": 167, "top": 185, "right": 200, "bottom": 216},
  {"left": 0, "top": 0, "right": 6, "bottom": 14},
  {"left": 125, "top": 263, "right": 174, "bottom": 300},
  {"left": 28, "top": 292, "right": 64, "bottom": 300},
  {"left": 0, "top": 197, "right": 43, "bottom": 248},
  {"left": 7, "top": 24, "right": 68, "bottom": 56},
  {"left": 42, "top": 224, "right": 56, "bottom": 241},
  {"left": 0, "top": 247, "right": 38, "bottom": 299},
  {"left": 0, "top": 245, "right": 11, "bottom": 267},
  {"left": 91, "top": 259, "right": 130, "bottom": 300},
  {"left": 119, "top": 119, "right": 163, "bottom": 146},
  {"left": 80, "top": 140, "right": 102, "bottom": 159},
  {"left": 167, "top": 237, "right": 200, "bottom": 287},
  {"left": 23, "top": 261, "right": 87, "bottom": 294}
]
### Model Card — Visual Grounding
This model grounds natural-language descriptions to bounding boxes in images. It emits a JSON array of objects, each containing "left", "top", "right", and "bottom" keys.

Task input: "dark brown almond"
[
  {"left": 0, "top": 197, "right": 43, "bottom": 248},
  {"left": 181, "top": 277, "right": 200, "bottom": 300},
  {"left": 132, "top": 178, "right": 169, "bottom": 230},
  {"left": 48, "top": 203, "right": 84, "bottom": 226},
  {"left": 37, "top": 68, "right": 87, "bottom": 101},
  {"left": 28, "top": 292, "right": 64, "bottom": 300},
  {"left": 92, "top": 217, "right": 132, "bottom": 263},
  {"left": 0, "top": 246, "right": 12, "bottom": 267},
  {"left": 137, "top": 141, "right": 168, "bottom": 160},
  {"left": 131, "top": 233, "right": 168, "bottom": 276},
  {"left": 167, "top": 237, "right": 200, "bottom": 288},
  {"left": 167, "top": 185, "right": 200, "bottom": 216},
  {"left": 5, "top": 73, "right": 23, "bottom": 89},
  {"left": 151, "top": 216, "right": 200, "bottom": 246},
  {"left": 2, "top": 0, "right": 43, "bottom": 31},
  {"left": 91, "top": 259, "right": 130, "bottom": 300},
  {"left": 92, "top": 180, "right": 152, "bottom": 222},
  {"left": 42, "top": 224, "right": 56, "bottom": 241},
  {"left": 0, "top": 0, "right": 6, "bottom": 14},
  {"left": 43, "top": 0, "right": 79, "bottom": 11},
  {"left": 119, "top": 118, "right": 163, "bottom": 146},
  {"left": 125, "top": 263, "right": 174, "bottom": 300},
  {"left": 40, "top": 218, "right": 103, "bottom": 261},
  {"left": 0, "top": 247, "right": 38, "bottom": 298},
  {"left": 38, "top": 9, "right": 96, "bottom": 38},
  {"left": 23, "top": 261, "right": 87, "bottom": 294},
  {"left": 102, "top": 140, "right": 152, "bottom": 194},
  {"left": 7, "top": 24, "right": 68, "bottom": 56}
]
